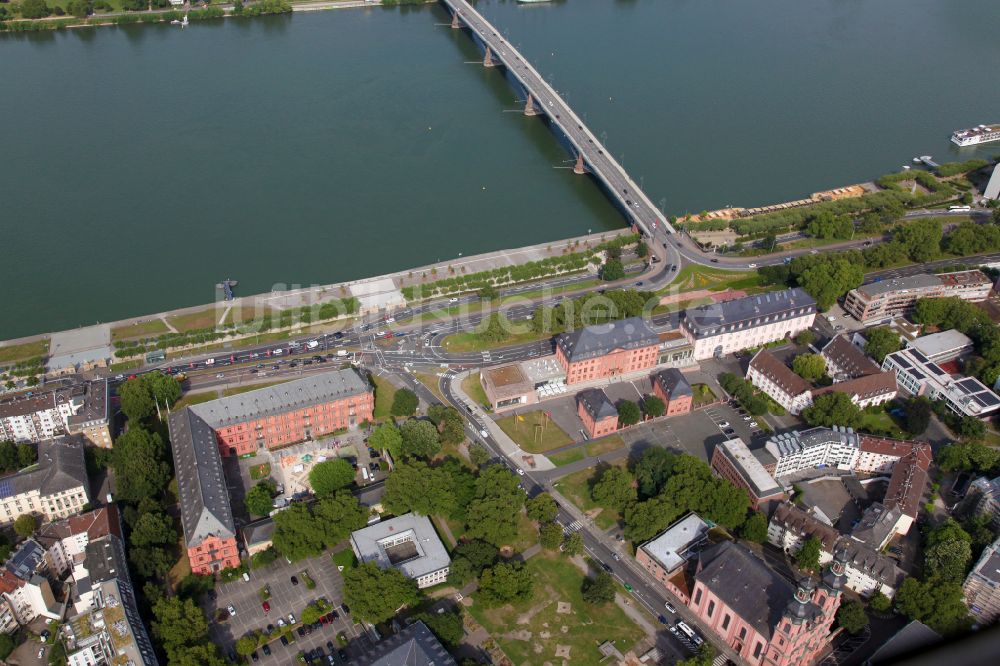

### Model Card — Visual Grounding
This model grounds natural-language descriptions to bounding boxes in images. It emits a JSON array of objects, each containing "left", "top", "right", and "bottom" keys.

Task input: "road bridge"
[{"left": 441, "top": 0, "right": 671, "bottom": 241}]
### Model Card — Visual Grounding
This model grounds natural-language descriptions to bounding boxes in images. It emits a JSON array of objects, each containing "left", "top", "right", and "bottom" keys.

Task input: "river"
[{"left": 2, "top": 0, "right": 998, "bottom": 339}]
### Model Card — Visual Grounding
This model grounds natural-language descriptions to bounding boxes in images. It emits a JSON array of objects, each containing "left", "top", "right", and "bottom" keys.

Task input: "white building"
[
  {"left": 350, "top": 514, "right": 450, "bottom": 589},
  {"left": 905, "top": 330, "right": 974, "bottom": 364},
  {"left": 764, "top": 427, "right": 861, "bottom": 479},
  {"left": 0, "top": 437, "right": 90, "bottom": 527},
  {"left": 882, "top": 348, "right": 1000, "bottom": 418},
  {"left": 681, "top": 288, "right": 816, "bottom": 360},
  {"left": 0, "top": 381, "right": 110, "bottom": 448}
]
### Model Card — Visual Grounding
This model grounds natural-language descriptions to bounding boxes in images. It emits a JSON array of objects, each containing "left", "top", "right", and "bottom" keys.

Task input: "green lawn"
[
  {"left": 249, "top": 462, "right": 272, "bottom": 481},
  {"left": 111, "top": 319, "right": 169, "bottom": 342},
  {"left": 665, "top": 264, "right": 758, "bottom": 293},
  {"left": 586, "top": 435, "right": 626, "bottom": 458},
  {"left": 860, "top": 410, "right": 910, "bottom": 439},
  {"left": 412, "top": 371, "right": 445, "bottom": 403},
  {"left": 0, "top": 339, "right": 49, "bottom": 364},
  {"left": 462, "top": 372, "right": 491, "bottom": 409},
  {"left": 372, "top": 375, "right": 397, "bottom": 420},
  {"left": 496, "top": 411, "right": 573, "bottom": 453},
  {"left": 549, "top": 448, "right": 586, "bottom": 467},
  {"left": 691, "top": 383, "right": 717, "bottom": 407},
  {"left": 172, "top": 391, "right": 218, "bottom": 411},
  {"left": 166, "top": 307, "right": 228, "bottom": 333},
  {"left": 441, "top": 327, "right": 550, "bottom": 353},
  {"left": 222, "top": 380, "right": 290, "bottom": 397},
  {"left": 554, "top": 461, "right": 628, "bottom": 531},
  {"left": 467, "top": 553, "right": 646, "bottom": 666}
]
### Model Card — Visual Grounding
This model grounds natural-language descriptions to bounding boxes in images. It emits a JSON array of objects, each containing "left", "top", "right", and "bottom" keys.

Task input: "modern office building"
[
  {"left": 963, "top": 536, "right": 1000, "bottom": 625},
  {"left": 710, "top": 438, "right": 786, "bottom": 510},
  {"left": 651, "top": 368, "right": 693, "bottom": 416},
  {"left": 636, "top": 513, "right": 710, "bottom": 585},
  {"left": 905, "top": 329, "right": 974, "bottom": 363},
  {"left": 0, "top": 436, "right": 90, "bottom": 526},
  {"left": 350, "top": 514, "right": 450, "bottom": 589},
  {"left": 0, "top": 380, "right": 110, "bottom": 447},
  {"left": 479, "top": 362, "right": 538, "bottom": 413},
  {"left": 764, "top": 427, "right": 862, "bottom": 479},
  {"left": 882, "top": 348, "right": 1000, "bottom": 418},
  {"left": 687, "top": 541, "right": 845, "bottom": 666},
  {"left": 555, "top": 317, "right": 660, "bottom": 384},
  {"left": 576, "top": 388, "right": 619, "bottom": 439},
  {"left": 843, "top": 270, "right": 992, "bottom": 324},
  {"left": 681, "top": 288, "right": 816, "bottom": 360}
]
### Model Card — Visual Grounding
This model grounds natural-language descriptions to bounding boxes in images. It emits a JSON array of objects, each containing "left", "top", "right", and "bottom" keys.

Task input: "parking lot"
[{"left": 205, "top": 551, "right": 372, "bottom": 664}]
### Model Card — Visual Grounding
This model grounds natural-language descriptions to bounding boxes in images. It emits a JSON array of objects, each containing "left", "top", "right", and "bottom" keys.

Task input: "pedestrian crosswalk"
[{"left": 562, "top": 519, "right": 583, "bottom": 535}]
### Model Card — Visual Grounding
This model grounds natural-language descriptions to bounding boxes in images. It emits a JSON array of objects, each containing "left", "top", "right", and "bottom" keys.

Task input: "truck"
[{"left": 361, "top": 467, "right": 370, "bottom": 482}]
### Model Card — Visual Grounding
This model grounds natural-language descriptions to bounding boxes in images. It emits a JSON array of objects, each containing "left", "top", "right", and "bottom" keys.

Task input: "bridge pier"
[
  {"left": 523, "top": 93, "right": 540, "bottom": 117},
  {"left": 450, "top": 12, "right": 460, "bottom": 29},
  {"left": 573, "top": 154, "right": 586, "bottom": 175},
  {"left": 483, "top": 45, "right": 497, "bottom": 68}
]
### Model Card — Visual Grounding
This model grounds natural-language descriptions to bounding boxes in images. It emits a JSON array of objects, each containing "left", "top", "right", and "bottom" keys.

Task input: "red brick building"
[
  {"left": 651, "top": 368, "right": 694, "bottom": 416},
  {"left": 576, "top": 389, "right": 619, "bottom": 439},
  {"left": 556, "top": 317, "right": 660, "bottom": 385},
  {"left": 711, "top": 438, "right": 786, "bottom": 511}
]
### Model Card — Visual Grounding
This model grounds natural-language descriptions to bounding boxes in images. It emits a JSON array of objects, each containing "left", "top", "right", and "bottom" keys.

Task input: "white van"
[
  {"left": 307, "top": 340, "right": 319, "bottom": 349},
  {"left": 242, "top": 572, "right": 250, "bottom": 582}
]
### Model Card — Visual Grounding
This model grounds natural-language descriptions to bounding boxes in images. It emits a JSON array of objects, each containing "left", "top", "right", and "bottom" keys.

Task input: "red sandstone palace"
[{"left": 555, "top": 317, "right": 660, "bottom": 385}]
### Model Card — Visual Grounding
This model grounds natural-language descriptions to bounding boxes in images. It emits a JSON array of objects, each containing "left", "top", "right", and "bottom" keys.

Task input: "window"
[
  {"left": 707, "top": 600, "right": 715, "bottom": 617},
  {"left": 753, "top": 643, "right": 762, "bottom": 659},
  {"left": 739, "top": 627, "right": 747, "bottom": 640},
  {"left": 722, "top": 615, "right": 730, "bottom": 630},
  {"left": 694, "top": 588, "right": 702, "bottom": 605}
]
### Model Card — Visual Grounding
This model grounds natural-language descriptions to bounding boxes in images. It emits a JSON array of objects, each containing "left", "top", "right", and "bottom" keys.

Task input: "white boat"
[
  {"left": 951, "top": 123, "right": 1000, "bottom": 147},
  {"left": 517, "top": 0, "right": 553, "bottom": 4}
]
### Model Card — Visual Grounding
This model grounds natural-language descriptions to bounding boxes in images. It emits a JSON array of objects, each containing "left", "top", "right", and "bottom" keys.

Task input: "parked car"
[
  {"left": 288, "top": 613, "right": 296, "bottom": 624},
  {"left": 251, "top": 651, "right": 259, "bottom": 662},
  {"left": 665, "top": 601, "right": 677, "bottom": 613},
  {"left": 280, "top": 635, "right": 289, "bottom": 647},
  {"left": 718, "top": 421, "right": 730, "bottom": 428},
  {"left": 290, "top": 575, "right": 299, "bottom": 586},
  {"left": 227, "top": 605, "right": 236, "bottom": 616},
  {"left": 262, "top": 601, "right": 270, "bottom": 613},
  {"left": 262, "top": 645, "right": 271, "bottom": 656}
]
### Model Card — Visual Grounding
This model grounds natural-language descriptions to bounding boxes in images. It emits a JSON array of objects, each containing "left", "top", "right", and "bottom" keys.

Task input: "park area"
[
  {"left": 496, "top": 411, "right": 573, "bottom": 453},
  {"left": 552, "top": 461, "right": 627, "bottom": 531},
  {"left": 466, "top": 553, "right": 645, "bottom": 666}
]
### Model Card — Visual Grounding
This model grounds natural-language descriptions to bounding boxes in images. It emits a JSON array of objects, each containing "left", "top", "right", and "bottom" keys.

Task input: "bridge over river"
[{"left": 441, "top": 0, "right": 672, "bottom": 240}]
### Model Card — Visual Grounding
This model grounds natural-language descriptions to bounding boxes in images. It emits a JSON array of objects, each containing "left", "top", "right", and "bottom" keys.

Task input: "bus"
[
  {"left": 677, "top": 622, "right": 703, "bottom": 646},
  {"left": 948, "top": 205, "right": 971, "bottom": 212}
]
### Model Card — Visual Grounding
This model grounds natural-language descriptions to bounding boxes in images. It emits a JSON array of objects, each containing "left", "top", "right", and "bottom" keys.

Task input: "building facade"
[
  {"left": 710, "top": 438, "right": 786, "bottom": 510},
  {"left": 882, "top": 348, "right": 1000, "bottom": 418},
  {"left": 764, "top": 427, "right": 861, "bottom": 479},
  {"left": 651, "top": 368, "right": 694, "bottom": 416},
  {"left": 905, "top": 329, "right": 974, "bottom": 364},
  {"left": 963, "top": 536, "right": 1000, "bottom": 625},
  {"left": 479, "top": 363, "right": 537, "bottom": 413},
  {"left": 820, "top": 335, "right": 882, "bottom": 381},
  {"left": 843, "top": 270, "right": 992, "bottom": 324},
  {"left": 0, "top": 437, "right": 90, "bottom": 526},
  {"left": 681, "top": 288, "right": 816, "bottom": 361},
  {"left": 576, "top": 388, "right": 619, "bottom": 439},
  {"left": 0, "top": 381, "right": 110, "bottom": 447},
  {"left": 555, "top": 317, "right": 660, "bottom": 385},
  {"left": 350, "top": 514, "right": 450, "bottom": 589},
  {"left": 687, "top": 541, "right": 845, "bottom": 666},
  {"left": 636, "top": 513, "right": 710, "bottom": 585}
]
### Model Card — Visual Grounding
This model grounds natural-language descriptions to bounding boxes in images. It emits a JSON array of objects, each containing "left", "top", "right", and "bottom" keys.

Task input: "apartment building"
[
  {"left": 963, "top": 536, "right": 1000, "bottom": 625},
  {"left": 882, "top": 348, "right": 1000, "bottom": 418},
  {"left": 0, "top": 436, "right": 90, "bottom": 526},
  {"left": 681, "top": 288, "right": 816, "bottom": 361},
  {"left": 820, "top": 334, "right": 882, "bottom": 381},
  {"left": 0, "top": 380, "right": 110, "bottom": 448},
  {"left": 843, "top": 270, "right": 992, "bottom": 324},
  {"left": 764, "top": 427, "right": 862, "bottom": 479},
  {"left": 555, "top": 317, "right": 660, "bottom": 385}
]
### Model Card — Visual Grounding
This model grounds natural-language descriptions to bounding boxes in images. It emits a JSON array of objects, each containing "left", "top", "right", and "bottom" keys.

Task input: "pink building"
[
  {"left": 651, "top": 368, "right": 693, "bottom": 416},
  {"left": 556, "top": 317, "right": 660, "bottom": 385},
  {"left": 576, "top": 389, "right": 618, "bottom": 439},
  {"left": 688, "top": 541, "right": 846, "bottom": 666}
]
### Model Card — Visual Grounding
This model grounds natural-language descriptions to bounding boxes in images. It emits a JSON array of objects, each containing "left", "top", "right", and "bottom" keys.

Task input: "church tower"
[{"left": 813, "top": 545, "right": 849, "bottom": 617}]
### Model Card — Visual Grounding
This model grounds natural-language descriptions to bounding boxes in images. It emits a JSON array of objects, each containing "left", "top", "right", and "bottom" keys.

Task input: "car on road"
[
  {"left": 215, "top": 373, "right": 224, "bottom": 379},
  {"left": 748, "top": 263, "right": 758, "bottom": 268},
  {"left": 612, "top": 553, "right": 620, "bottom": 561},
  {"left": 516, "top": 468, "right": 525, "bottom": 476},
  {"left": 449, "top": 297, "right": 459, "bottom": 303},
  {"left": 601, "top": 563, "right": 613, "bottom": 573},
  {"left": 227, "top": 605, "right": 236, "bottom": 616},
  {"left": 623, "top": 583, "right": 634, "bottom": 592},
  {"left": 711, "top": 258, "right": 719, "bottom": 263},
  {"left": 665, "top": 601, "right": 677, "bottom": 613},
  {"left": 658, "top": 615, "right": 668, "bottom": 625},
  {"left": 480, "top": 428, "right": 489, "bottom": 438}
]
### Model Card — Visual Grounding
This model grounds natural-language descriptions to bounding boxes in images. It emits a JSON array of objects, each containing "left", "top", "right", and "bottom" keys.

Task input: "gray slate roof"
[
  {"left": 1, "top": 436, "right": 89, "bottom": 500},
  {"left": 168, "top": 408, "right": 236, "bottom": 549},
  {"left": 822, "top": 335, "right": 881, "bottom": 379},
  {"left": 361, "top": 621, "right": 455, "bottom": 666},
  {"left": 189, "top": 369, "right": 370, "bottom": 429},
  {"left": 695, "top": 541, "right": 795, "bottom": 640},
  {"left": 556, "top": 317, "right": 659, "bottom": 363},
  {"left": 683, "top": 288, "right": 816, "bottom": 339},
  {"left": 653, "top": 368, "right": 692, "bottom": 398},
  {"left": 576, "top": 388, "right": 618, "bottom": 420}
]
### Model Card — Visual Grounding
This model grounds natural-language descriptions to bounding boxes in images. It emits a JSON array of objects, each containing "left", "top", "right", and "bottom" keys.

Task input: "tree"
[
  {"left": 796, "top": 257, "right": 864, "bottom": 310},
  {"left": 633, "top": 448, "right": 677, "bottom": 499},
  {"left": 309, "top": 459, "right": 355, "bottom": 496},
  {"left": 151, "top": 596, "right": 214, "bottom": 662},
  {"left": 837, "top": 598, "right": 869, "bottom": 634},
  {"left": 465, "top": 465, "right": 525, "bottom": 547},
  {"left": 66, "top": 0, "right": 91, "bottom": 16},
  {"left": 526, "top": 493, "right": 558, "bottom": 523},
  {"left": 118, "top": 373, "right": 181, "bottom": 424},
  {"left": 904, "top": 396, "right": 932, "bottom": 436},
  {"left": 312, "top": 491, "right": 370, "bottom": 545},
  {"left": 369, "top": 424, "right": 403, "bottom": 461},
  {"left": 113, "top": 428, "right": 172, "bottom": 504},
  {"left": 802, "top": 392, "right": 863, "bottom": 429},
  {"left": 428, "top": 405, "right": 467, "bottom": 447},
  {"left": 794, "top": 536, "right": 822, "bottom": 572},
  {"left": 390, "top": 388, "right": 419, "bottom": 417},
  {"left": 301, "top": 599, "right": 332, "bottom": 625},
  {"left": 539, "top": 522, "right": 564, "bottom": 549},
  {"left": 343, "top": 562, "right": 420, "bottom": 624},
  {"left": 468, "top": 443, "right": 490, "bottom": 467},
  {"left": 792, "top": 354, "right": 826, "bottom": 382},
  {"left": 383, "top": 460, "right": 452, "bottom": 517},
  {"left": 130, "top": 544, "right": 173, "bottom": 578},
  {"left": 896, "top": 218, "right": 943, "bottom": 262},
  {"left": 806, "top": 211, "right": 853, "bottom": 240},
  {"left": 0, "top": 634, "right": 14, "bottom": 660},
  {"left": 869, "top": 591, "right": 892, "bottom": 613},
  {"left": 235, "top": 635, "right": 259, "bottom": 657},
  {"left": 245, "top": 481, "right": 276, "bottom": 517},
  {"left": 677, "top": 644, "right": 716, "bottom": 666},
  {"left": 642, "top": 395, "right": 665, "bottom": 419},
  {"left": 591, "top": 467, "right": 636, "bottom": 511},
  {"left": 478, "top": 562, "right": 533, "bottom": 607},
  {"left": 924, "top": 519, "right": 972, "bottom": 583},
  {"left": 740, "top": 511, "right": 769, "bottom": 544},
  {"left": 624, "top": 497, "right": 681, "bottom": 543},
  {"left": 0, "top": 441, "right": 17, "bottom": 472},
  {"left": 562, "top": 531, "right": 584, "bottom": 557},
  {"left": 415, "top": 608, "right": 465, "bottom": 648},
  {"left": 894, "top": 577, "right": 971, "bottom": 635},
  {"left": 478, "top": 312, "right": 511, "bottom": 344},
  {"left": 271, "top": 504, "right": 324, "bottom": 561},
  {"left": 20, "top": 0, "right": 51, "bottom": 19},
  {"left": 452, "top": 539, "right": 499, "bottom": 577},
  {"left": 601, "top": 259, "right": 625, "bottom": 281},
  {"left": 16, "top": 444, "right": 35, "bottom": 469},
  {"left": 864, "top": 326, "right": 901, "bottom": 364},
  {"left": 582, "top": 571, "right": 615, "bottom": 604},
  {"left": 794, "top": 329, "right": 815, "bottom": 346},
  {"left": 617, "top": 400, "right": 641, "bottom": 427},
  {"left": 14, "top": 514, "right": 37, "bottom": 538},
  {"left": 130, "top": 511, "right": 175, "bottom": 548},
  {"left": 400, "top": 419, "right": 441, "bottom": 459}
]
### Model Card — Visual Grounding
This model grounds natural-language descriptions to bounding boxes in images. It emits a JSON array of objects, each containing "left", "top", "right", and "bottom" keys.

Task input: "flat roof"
[
  {"left": 640, "top": 513, "right": 709, "bottom": 573},
  {"left": 906, "top": 329, "right": 973, "bottom": 358},
  {"left": 482, "top": 363, "right": 530, "bottom": 389},
  {"left": 718, "top": 438, "right": 782, "bottom": 498},
  {"left": 350, "top": 513, "right": 450, "bottom": 581},
  {"left": 853, "top": 273, "right": 941, "bottom": 299}
]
